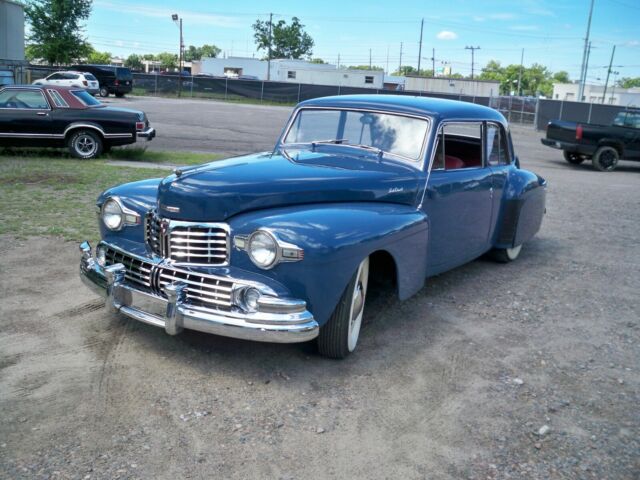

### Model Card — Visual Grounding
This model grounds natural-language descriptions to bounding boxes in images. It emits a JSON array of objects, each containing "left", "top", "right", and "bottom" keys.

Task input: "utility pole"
[
  {"left": 465, "top": 46, "right": 480, "bottom": 80},
  {"left": 386, "top": 45, "right": 389, "bottom": 74},
  {"left": 399, "top": 42, "right": 403, "bottom": 74},
  {"left": 369, "top": 48, "right": 372, "bottom": 69},
  {"left": 578, "top": 0, "right": 595, "bottom": 102},
  {"left": 517, "top": 48, "right": 524, "bottom": 96},
  {"left": 337, "top": 53, "right": 341, "bottom": 68},
  {"left": 266, "top": 12, "right": 273, "bottom": 81},
  {"left": 417, "top": 18, "right": 424, "bottom": 74},
  {"left": 602, "top": 45, "right": 616, "bottom": 104},
  {"left": 584, "top": 41, "right": 592, "bottom": 89},
  {"left": 432, "top": 48, "right": 435, "bottom": 76},
  {"left": 171, "top": 14, "right": 183, "bottom": 97}
]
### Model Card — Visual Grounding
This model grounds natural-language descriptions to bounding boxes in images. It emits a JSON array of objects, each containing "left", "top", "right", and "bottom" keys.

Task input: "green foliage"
[
  {"left": 553, "top": 71, "right": 570, "bottom": 84},
  {"left": 479, "top": 60, "right": 568, "bottom": 97},
  {"left": 348, "top": 65, "right": 384, "bottom": 71},
  {"left": 309, "top": 58, "right": 327, "bottom": 64},
  {"left": 184, "top": 44, "right": 221, "bottom": 62},
  {"left": 86, "top": 48, "right": 111, "bottom": 64},
  {"left": 156, "top": 52, "right": 178, "bottom": 70},
  {"left": 25, "top": 0, "right": 92, "bottom": 65},
  {"left": 142, "top": 54, "right": 156, "bottom": 61},
  {"left": 253, "top": 16, "right": 314, "bottom": 59},
  {"left": 391, "top": 66, "right": 434, "bottom": 76},
  {"left": 124, "top": 54, "right": 143, "bottom": 70},
  {"left": 617, "top": 77, "right": 640, "bottom": 88}
]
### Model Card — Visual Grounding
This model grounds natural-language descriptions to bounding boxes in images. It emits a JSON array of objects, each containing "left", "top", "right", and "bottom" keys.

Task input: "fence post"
[
  {"left": 260, "top": 81, "right": 264, "bottom": 102},
  {"left": 508, "top": 95, "right": 513, "bottom": 122},
  {"left": 558, "top": 100, "right": 564, "bottom": 121},
  {"left": 587, "top": 102, "right": 593, "bottom": 123},
  {"left": 154, "top": 73, "right": 158, "bottom": 96},
  {"left": 225, "top": 77, "right": 228, "bottom": 100},
  {"left": 520, "top": 97, "right": 525, "bottom": 124},
  {"left": 338, "top": 85, "right": 341, "bottom": 96},
  {"left": 297, "top": 83, "right": 301, "bottom": 103},
  {"left": 190, "top": 75, "right": 194, "bottom": 97},
  {"left": 533, "top": 98, "right": 539, "bottom": 129}
]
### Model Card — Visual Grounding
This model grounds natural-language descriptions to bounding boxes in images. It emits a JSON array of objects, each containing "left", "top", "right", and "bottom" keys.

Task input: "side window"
[
  {"left": 0, "top": 90, "right": 49, "bottom": 109},
  {"left": 65, "top": 73, "right": 79, "bottom": 80},
  {"left": 48, "top": 73, "right": 62, "bottom": 80},
  {"left": 432, "top": 122, "right": 483, "bottom": 170},
  {"left": 47, "top": 89, "right": 69, "bottom": 108},
  {"left": 486, "top": 123, "right": 510, "bottom": 165},
  {"left": 612, "top": 112, "right": 626, "bottom": 127},
  {"left": 624, "top": 113, "right": 640, "bottom": 129}
]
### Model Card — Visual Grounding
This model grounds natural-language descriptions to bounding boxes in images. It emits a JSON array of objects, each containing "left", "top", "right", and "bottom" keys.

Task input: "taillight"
[
  {"left": 82, "top": 80, "right": 88, "bottom": 86},
  {"left": 136, "top": 122, "right": 145, "bottom": 131},
  {"left": 576, "top": 124, "right": 583, "bottom": 140},
  {"left": 114, "top": 79, "right": 120, "bottom": 86}
]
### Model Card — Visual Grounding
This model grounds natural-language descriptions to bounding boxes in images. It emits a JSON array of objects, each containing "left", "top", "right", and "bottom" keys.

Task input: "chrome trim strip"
[{"left": 0, "top": 133, "right": 64, "bottom": 138}]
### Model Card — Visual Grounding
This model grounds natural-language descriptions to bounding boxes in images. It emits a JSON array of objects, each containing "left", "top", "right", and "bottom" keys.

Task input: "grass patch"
[
  {"left": 0, "top": 156, "right": 168, "bottom": 243},
  {"left": 0, "top": 147, "right": 223, "bottom": 166}
]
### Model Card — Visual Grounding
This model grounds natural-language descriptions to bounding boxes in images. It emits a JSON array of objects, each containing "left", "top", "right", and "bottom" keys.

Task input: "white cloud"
[
  {"left": 624, "top": 40, "right": 639, "bottom": 47},
  {"left": 436, "top": 31, "right": 458, "bottom": 40}
]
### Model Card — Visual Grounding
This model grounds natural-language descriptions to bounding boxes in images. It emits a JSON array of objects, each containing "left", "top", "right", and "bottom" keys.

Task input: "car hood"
[{"left": 156, "top": 148, "right": 421, "bottom": 222}]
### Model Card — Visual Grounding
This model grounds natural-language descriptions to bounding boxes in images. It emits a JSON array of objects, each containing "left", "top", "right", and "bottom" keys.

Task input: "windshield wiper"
[
  {"left": 349, "top": 143, "right": 384, "bottom": 159},
  {"left": 311, "top": 138, "right": 348, "bottom": 151}
]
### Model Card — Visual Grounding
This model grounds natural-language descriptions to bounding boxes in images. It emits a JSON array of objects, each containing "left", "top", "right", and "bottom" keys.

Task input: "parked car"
[
  {"left": 79, "top": 95, "right": 546, "bottom": 358},
  {"left": 0, "top": 85, "right": 155, "bottom": 158},
  {"left": 0, "top": 69, "right": 14, "bottom": 86},
  {"left": 32, "top": 70, "right": 100, "bottom": 95},
  {"left": 68, "top": 64, "right": 133, "bottom": 98},
  {"left": 541, "top": 110, "right": 640, "bottom": 171}
]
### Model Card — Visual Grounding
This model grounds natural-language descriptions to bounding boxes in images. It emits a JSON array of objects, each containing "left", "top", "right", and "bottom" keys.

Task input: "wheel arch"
[
  {"left": 597, "top": 139, "right": 624, "bottom": 156},
  {"left": 64, "top": 123, "right": 106, "bottom": 141}
]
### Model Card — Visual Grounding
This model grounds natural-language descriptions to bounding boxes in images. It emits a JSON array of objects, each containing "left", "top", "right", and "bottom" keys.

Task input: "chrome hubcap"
[
  {"left": 75, "top": 135, "right": 96, "bottom": 156},
  {"left": 347, "top": 257, "right": 369, "bottom": 352}
]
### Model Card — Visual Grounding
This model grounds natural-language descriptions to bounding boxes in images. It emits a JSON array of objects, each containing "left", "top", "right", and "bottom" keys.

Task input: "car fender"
[
  {"left": 494, "top": 168, "right": 546, "bottom": 249},
  {"left": 228, "top": 202, "right": 429, "bottom": 326}
]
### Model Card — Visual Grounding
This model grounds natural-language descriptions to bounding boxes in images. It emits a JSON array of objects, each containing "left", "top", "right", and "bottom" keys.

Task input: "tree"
[
  {"left": 618, "top": 77, "right": 640, "bottom": 88},
  {"left": 156, "top": 52, "right": 178, "bottom": 70},
  {"left": 391, "top": 66, "right": 434, "bottom": 76},
  {"left": 184, "top": 44, "right": 221, "bottom": 62},
  {"left": 552, "top": 71, "right": 570, "bottom": 84},
  {"left": 253, "top": 16, "right": 314, "bottom": 59},
  {"left": 309, "top": 58, "right": 326, "bottom": 64},
  {"left": 142, "top": 54, "right": 156, "bottom": 61},
  {"left": 125, "top": 54, "right": 143, "bottom": 71},
  {"left": 86, "top": 48, "right": 111, "bottom": 64},
  {"left": 348, "top": 65, "right": 384, "bottom": 71},
  {"left": 25, "top": 0, "right": 92, "bottom": 65}
]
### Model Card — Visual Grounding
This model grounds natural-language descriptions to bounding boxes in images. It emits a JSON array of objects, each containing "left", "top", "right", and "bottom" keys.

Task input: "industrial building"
[
  {"left": 199, "top": 57, "right": 385, "bottom": 89},
  {"left": 0, "top": 0, "right": 26, "bottom": 83},
  {"left": 553, "top": 83, "right": 640, "bottom": 107},
  {"left": 405, "top": 75, "right": 500, "bottom": 97}
]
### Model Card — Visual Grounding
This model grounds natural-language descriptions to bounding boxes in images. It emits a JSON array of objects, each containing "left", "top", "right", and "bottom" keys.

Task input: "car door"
[
  {"left": 422, "top": 121, "right": 493, "bottom": 275},
  {"left": 45, "top": 73, "right": 63, "bottom": 85},
  {"left": 485, "top": 122, "right": 513, "bottom": 238},
  {"left": 0, "top": 88, "right": 52, "bottom": 136},
  {"left": 622, "top": 112, "right": 640, "bottom": 159}
]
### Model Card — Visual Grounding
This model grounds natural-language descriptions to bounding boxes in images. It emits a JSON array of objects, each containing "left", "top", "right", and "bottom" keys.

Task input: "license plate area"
[{"left": 123, "top": 288, "right": 167, "bottom": 319}]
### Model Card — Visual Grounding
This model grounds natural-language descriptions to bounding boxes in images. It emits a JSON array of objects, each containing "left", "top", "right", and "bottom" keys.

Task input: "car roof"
[
  {"left": 0, "top": 85, "right": 91, "bottom": 108},
  {"left": 299, "top": 94, "right": 507, "bottom": 125}
]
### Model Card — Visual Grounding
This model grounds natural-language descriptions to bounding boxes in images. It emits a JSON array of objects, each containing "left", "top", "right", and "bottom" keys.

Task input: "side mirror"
[{"left": 514, "top": 156, "right": 521, "bottom": 169}]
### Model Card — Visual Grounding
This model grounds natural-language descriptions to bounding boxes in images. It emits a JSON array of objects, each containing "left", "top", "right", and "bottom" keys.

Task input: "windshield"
[
  {"left": 116, "top": 67, "right": 133, "bottom": 80},
  {"left": 283, "top": 108, "right": 429, "bottom": 161},
  {"left": 71, "top": 90, "right": 102, "bottom": 106}
]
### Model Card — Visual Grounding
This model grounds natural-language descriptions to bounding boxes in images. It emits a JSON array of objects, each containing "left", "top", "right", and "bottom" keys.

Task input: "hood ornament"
[{"left": 173, "top": 167, "right": 183, "bottom": 177}]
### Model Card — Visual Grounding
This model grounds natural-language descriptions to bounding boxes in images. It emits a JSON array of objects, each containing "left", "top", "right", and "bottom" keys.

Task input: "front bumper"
[
  {"left": 137, "top": 127, "right": 156, "bottom": 141},
  {"left": 79, "top": 241, "right": 319, "bottom": 343}
]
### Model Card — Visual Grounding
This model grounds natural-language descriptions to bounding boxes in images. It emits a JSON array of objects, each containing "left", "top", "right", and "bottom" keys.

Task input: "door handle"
[{"left": 37, "top": 112, "right": 48, "bottom": 116}]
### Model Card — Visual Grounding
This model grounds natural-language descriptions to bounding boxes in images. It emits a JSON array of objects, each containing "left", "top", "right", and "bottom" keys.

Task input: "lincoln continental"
[{"left": 79, "top": 95, "right": 546, "bottom": 358}]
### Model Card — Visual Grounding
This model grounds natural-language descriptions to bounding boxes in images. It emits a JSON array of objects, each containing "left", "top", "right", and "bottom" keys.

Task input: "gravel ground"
[{"left": 1, "top": 98, "right": 639, "bottom": 479}]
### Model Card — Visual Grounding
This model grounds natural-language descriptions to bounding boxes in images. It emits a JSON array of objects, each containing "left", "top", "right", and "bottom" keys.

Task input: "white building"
[
  {"left": 199, "top": 57, "right": 385, "bottom": 89},
  {"left": 1, "top": 0, "right": 25, "bottom": 63},
  {"left": 405, "top": 75, "right": 500, "bottom": 97},
  {"left": 553, "top": 82, "right": 640, "bottom": 107}
]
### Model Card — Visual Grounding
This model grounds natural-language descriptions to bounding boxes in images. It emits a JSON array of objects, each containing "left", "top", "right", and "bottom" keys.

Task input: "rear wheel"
[
  {"left": 318, "top": 257, "right": 370, "bottom": 359},
  {"left": 563, "top": 150, "right": 584, "bottom": 165},
  {"left": 68, "top": 130, "right": 103, "bottom": 159},
  {"left": 99, "top": 87, "right": 109, "bottom": 97},
  {"left": 592, "top": 146, "right": 619, "bottom": 172}
]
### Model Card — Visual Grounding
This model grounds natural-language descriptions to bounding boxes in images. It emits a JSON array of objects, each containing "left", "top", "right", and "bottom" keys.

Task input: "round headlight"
[
  {"left": 102, "top": 198, "right": 123, "bottom": 230},
  {"left": 248, "top": 230, "right": 278, "bottom": 269}
]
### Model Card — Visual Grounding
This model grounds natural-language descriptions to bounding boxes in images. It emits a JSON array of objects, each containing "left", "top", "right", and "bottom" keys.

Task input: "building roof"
[
  {"left": 406, "top": 75, "right": 500, "bottom": 85},
  {"left": 299, "top": 94, "right": 506, "bottom": 123}
]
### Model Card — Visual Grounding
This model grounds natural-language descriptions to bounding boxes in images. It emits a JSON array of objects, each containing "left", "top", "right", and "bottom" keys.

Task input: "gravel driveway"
[{"left": 1, "top": 98, "right": 639, "bottom": 479}]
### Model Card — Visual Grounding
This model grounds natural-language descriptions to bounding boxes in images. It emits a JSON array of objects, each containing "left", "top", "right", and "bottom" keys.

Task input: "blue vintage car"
[{"left": 79, "top": 95, "right": 546, "bottom": 358}]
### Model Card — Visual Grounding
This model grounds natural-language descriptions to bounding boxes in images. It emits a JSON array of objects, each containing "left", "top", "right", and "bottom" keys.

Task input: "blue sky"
[{"left": 85, "top": 0, "right": 640, "bottom": 82}]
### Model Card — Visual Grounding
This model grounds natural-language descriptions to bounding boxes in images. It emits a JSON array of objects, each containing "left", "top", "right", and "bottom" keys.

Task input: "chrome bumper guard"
[
  {"left": 79, "top": 241, "right": 318, "bottom": 343},
  {"left": 137, "top": 127, "right": 156, "bottom": 141}
]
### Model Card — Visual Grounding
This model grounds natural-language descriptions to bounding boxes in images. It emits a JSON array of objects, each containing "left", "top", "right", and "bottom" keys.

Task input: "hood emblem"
[
  {"left": 388, "top": 187, "right": 404, "bottom": 193},
  {"left": 161, "top": 204, "right": 180, "bottom": 213}
]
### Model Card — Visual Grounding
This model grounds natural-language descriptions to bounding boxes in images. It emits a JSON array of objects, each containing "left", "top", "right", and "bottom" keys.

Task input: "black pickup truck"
[{"left": 541, "top": 110, "right": 640, "bottom": 171}]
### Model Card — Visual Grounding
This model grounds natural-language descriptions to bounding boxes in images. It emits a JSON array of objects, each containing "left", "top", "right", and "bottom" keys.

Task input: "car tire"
[
  {"left": 491, "top": 244, "right": 522, "bottom": 263},
  {"left": 318, "top": 257, "right": 369, "bottom": 359},
  {"left": 115, "top": 92, "right": 125, "bottom": 98},
  {"left": 99, "top": 87, "right": 109, "bottom": 98},
  {"left": 563, "top": 150, "right": 584, "bottom": 165},
  {"left": 592, "top": 146, "right": 619, "bottom": 172},
  {"left": 68, "top": 130, "right": 103, "bottom": 159}
]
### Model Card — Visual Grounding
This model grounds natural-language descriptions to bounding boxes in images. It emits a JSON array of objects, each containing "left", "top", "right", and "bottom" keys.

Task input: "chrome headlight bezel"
[
  {"left": 247, "top": 230, "right": 279, "bottom": 269},
  {"left": 100, "top": 196, "right": 141, "bottom": 231},
  {"left": 234, "top": 228, "right": 304, "bottom": 270}
]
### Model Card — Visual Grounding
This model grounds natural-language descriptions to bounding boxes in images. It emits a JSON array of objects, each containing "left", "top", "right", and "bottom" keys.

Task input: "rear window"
[
  {"left": 71, "top": 90, "right": 102, "bottom": 106},
  {"left": 84, "top": 73, "right": 97, "bottom": 81},
  {"left": 116, "top": 67, "right": 133, "bottom": 80}
]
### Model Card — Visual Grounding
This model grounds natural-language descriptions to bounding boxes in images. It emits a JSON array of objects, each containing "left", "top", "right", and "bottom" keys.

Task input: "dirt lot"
[{"left": 1, "top": 99, "right": 639, "bottom": 479}]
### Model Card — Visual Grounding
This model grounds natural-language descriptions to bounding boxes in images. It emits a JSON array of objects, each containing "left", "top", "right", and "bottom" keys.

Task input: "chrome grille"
[
  {"left": 145, "top": 211, "right": 229, "bottom": 265},
  {"left": 104, "top": 247, "right": 233, "bottom": 311}
]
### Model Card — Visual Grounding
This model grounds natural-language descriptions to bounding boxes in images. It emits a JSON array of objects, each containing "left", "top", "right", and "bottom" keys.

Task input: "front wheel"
[
  {"left": 563, "top": 150, "right": 584, "bottom": 165},
  {"left": 68, "top": 130, "right": 103, "bottom": 159},
  {"left": 99, "top": 87, "right": 109, "bottom": 97},
  {"left": 491, "top": 244, "right": 522, "bottom": 263},
  {"left": 318, "top": 257, "right": 370, "bottom": 359},
  {"left": 592, "top": 146, "right": 619, "bottom": 172}
]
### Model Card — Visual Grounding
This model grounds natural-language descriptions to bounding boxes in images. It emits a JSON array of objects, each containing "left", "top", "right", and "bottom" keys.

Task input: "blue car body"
[{"left": 80, "top": 95, "right": 546, "bottom": 354}]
